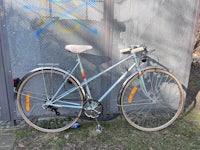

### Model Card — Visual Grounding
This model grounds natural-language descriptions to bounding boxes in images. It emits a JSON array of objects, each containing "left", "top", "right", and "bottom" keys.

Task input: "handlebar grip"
[
  {"left": 120, "top": 48, "right": 131, "bottom": 53},
  {"left": 131, "top": 47, "right": 145, "bottom": 54}
]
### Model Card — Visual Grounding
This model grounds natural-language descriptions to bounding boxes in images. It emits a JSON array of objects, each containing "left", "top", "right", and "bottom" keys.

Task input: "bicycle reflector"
[
  {"left": 25, "top": 94, "right": 31, "bottom": 111},
  {"left": 13, "top": 78, "right": 20, "bottom": 87},
  {"left": 128, "top": 87, "right": 138, "bottom": 103}
]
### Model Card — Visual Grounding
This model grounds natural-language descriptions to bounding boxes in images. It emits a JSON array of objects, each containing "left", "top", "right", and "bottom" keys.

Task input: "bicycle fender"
[{"left": 14, "top": 67, "right": 84, "bottom": 99}]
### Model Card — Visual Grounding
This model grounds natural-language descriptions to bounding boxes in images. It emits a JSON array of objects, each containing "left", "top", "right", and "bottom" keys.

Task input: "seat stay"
[{"left": 50, "top": 61, "right": 80, "bottom": 102}]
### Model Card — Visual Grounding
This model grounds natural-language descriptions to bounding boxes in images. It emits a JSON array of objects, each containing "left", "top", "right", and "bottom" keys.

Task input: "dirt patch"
[{"left": 193, "top": 29, "right": 200, "bottom": 61}]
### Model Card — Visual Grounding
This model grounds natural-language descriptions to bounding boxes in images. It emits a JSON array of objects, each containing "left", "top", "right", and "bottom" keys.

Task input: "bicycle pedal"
[{"left": 96, "top": 124, "right": 102, "bottom": 133}]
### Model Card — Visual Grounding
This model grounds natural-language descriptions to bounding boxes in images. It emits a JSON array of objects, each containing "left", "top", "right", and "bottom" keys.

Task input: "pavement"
[
  {"left": 0, "top": 121, "right": 16, "bottom": 150},
  {"left": 0, "top": 128, "right": 16, "bottom": 150},
  {"left": 0, "top": 133, "right": 16, "bottom": 150}
]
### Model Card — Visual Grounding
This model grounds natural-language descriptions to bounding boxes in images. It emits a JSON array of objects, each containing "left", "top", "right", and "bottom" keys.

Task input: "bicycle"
[{"left": 15, "top": 44, "right": 185, "bottom": 133}]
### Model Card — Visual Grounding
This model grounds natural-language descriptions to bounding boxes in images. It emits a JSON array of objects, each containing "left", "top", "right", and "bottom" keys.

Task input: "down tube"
[{"left": 98, "top": 63, "right": 136, "bottom": 102}]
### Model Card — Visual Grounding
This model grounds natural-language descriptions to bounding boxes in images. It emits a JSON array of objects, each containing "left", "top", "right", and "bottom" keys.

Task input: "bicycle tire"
[
  {"left": 16, "top": 68, "right": 85, "bottom": 132},
  {"left": 119, "top": 68, "right": 184, "bottom": 132}
]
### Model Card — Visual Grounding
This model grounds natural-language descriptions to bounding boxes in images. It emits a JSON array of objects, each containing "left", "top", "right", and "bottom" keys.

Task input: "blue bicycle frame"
[{"left": 47, "top": 52, "right": 147, "bottom": 109}]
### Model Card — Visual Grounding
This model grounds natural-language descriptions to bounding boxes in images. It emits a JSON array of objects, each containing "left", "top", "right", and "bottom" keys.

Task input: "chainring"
[{"left": 83, "top": 99, "right": 103, "bottom": 118}]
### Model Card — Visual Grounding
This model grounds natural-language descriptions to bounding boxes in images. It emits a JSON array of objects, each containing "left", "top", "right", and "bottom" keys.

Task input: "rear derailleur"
[{"left": 42, "top": 104, "right": 60, "bottom": 116}]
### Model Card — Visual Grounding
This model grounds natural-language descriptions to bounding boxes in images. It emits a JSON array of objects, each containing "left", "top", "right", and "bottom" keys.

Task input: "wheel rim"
[{"left": 120, "top": 69, "right": 184, "bottom": 131}]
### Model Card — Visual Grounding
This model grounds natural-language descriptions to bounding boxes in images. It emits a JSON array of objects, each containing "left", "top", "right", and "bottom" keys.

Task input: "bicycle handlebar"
[{"left": 120, "top": 46, "right": 145, "bottom": 54}]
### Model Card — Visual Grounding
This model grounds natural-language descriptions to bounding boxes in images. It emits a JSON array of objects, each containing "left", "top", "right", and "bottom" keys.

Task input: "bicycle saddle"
[{"left": 65, "top": 45, "right": 93, "bottom": 54}]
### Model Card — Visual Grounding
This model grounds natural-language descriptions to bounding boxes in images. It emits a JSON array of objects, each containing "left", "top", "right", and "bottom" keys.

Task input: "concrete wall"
[{"left": 2, "top": 0, "right": 200, "bottom": 117}]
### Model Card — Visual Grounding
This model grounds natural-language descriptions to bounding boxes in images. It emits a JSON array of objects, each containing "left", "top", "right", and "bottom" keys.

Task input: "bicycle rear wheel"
[
  {"left": 119, "top": 68, "right": 184, "bottom": 131},
  {"left": 16, "top": 68, "right": 85, "bottom": 132}
]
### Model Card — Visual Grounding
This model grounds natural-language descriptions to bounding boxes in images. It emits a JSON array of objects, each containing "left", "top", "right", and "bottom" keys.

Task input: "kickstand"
[{"left": 95, "top": 118, "right": 102, "bottom": 133}]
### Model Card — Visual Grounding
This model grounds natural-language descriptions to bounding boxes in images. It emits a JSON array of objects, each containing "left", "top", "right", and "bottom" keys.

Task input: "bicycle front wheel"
[
  {"left": 16, "top": 68, "right": 85, "bottom": 132},
  {"left": 119, "top": 68, "right": 184, "bottom": 131}
]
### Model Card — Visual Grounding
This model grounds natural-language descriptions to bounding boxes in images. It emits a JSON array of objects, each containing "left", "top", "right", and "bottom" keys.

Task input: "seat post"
[{"left": 77, "top": 54, "right": 92, "bottom": 99}]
